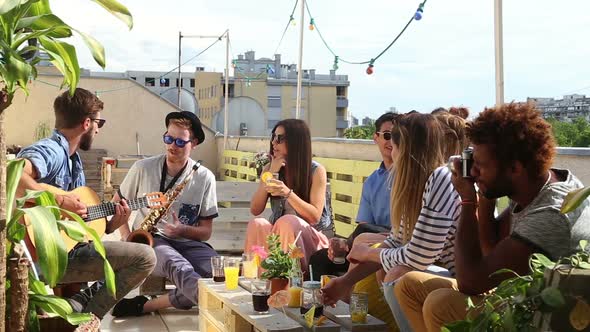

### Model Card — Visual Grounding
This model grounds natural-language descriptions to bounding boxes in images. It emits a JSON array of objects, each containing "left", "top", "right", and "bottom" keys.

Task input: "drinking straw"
[
  {"left": 293, "top": 230, "right": 302, "bottom": 246},
  {"left": 309, "top": 264, "right": 314, "bottom": 282}
]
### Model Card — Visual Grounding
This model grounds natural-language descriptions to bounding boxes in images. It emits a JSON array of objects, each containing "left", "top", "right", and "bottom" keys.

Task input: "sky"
[{"left": 51, "top": 0, "right": 590, "bottom": 120}]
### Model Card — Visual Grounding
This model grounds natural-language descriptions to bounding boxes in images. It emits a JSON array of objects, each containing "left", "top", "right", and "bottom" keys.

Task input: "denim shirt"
[
  {"left": 269, "top": 161, "right": 333, "bottom": 231},
  {"left": 17, "top": 130, "right": 86, "bottom": 191}
]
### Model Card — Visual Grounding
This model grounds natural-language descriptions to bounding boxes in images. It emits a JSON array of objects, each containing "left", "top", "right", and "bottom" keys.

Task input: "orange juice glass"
[
  {"left": 287, "top": 286, "right": 303, "bottom": 307},
  {"left": 224, "top": 257, "right": 241, "bottom": 290}
]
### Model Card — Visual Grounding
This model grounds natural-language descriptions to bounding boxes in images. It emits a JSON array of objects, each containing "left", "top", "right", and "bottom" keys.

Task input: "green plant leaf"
[
  {"left": 38, "top": 35, "right": 79, "bottom": 95},
  {"left": 6, "top": 159, "right": 25, "bottom": 222},
  {"left": 91, "top": 0, "right": 133, "bottom": 29},
  {"left": 0, "top": 0, "right": 29, "bottom": 15},
  {"left": 23, "top": 205, "right": 68, "bottom": 287},
  {"left": 29, "top": 294, "right": 73, "bottom": 318},
  {"left": 56, "top": 220, "right": 86, "bottom": 242},
  {"left": 541, "top": 287, "right": 565, "bottom": 308},
  {"left": 28, "top": 303, "right": 40, "bottom": 332},
  {"left": 561, "top": 186, "right": 590, "bottom": 214},
  {"left": 74, "top": 29, "right": 105, "bottom": 68},
  {"left": 580, "top": 240, "right": 588, "bottom": 251},
  {"left": 490, "top": 268, "right": 520, "bottom": 278},
  {"left": 578, "top": 262, "right": 590, "bottom": 269},
  {"left": 16, "top": 14, "right": 72, "bottom": 38},
  {"left": 531, "top": 253, "right": 555, "bottom": 270},
  {"left": 62, "top": 209, "right": 117, "bottom": 297},
  {"left": 7, "top": 209, "right": 26, "bottom": 241},
  {"left": 29, "top": 270, "right": 48, "bottom": 295},
  {"left": 65, "top": 312, "right": 92, "bottom": 325},
  {"left": 28, "top": 0, "right": 52, "bottom": 16}
]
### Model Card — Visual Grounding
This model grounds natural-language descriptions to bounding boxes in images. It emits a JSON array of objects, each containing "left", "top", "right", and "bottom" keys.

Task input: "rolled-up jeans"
[{"left": 382, "top": 265, "right": 451, "bottom": 332}]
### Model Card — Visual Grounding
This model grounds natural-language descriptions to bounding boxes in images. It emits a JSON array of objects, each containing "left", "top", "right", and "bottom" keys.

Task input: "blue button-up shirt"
[
  {"left": 356, "top": 162, "right": 392, "bottom": 228},
  {"left": 17, "top": 130, "right": 86, "bottom": 191}
]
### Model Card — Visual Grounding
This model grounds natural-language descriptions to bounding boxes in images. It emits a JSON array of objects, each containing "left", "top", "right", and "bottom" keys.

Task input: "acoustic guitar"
[{"left": 23, "top": 184, "right": 167, "bottom": 260}]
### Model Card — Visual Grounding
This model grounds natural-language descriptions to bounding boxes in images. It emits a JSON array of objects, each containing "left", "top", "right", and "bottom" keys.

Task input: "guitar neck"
[{"left": 86, "top": 197, "right": 150, "bottom": 221}]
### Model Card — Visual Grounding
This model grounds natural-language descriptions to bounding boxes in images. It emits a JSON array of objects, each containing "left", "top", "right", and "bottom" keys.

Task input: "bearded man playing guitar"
[{"left": 16, "top": 88, "right": 156, "bottom": 319}]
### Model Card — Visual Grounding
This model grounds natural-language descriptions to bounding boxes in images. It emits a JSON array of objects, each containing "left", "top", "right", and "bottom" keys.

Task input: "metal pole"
[
  {"left": 178, "top": 31, "right": 183, "bottom": 109},
  {"left": 295, "top": 0, "right": 305, "bottom": 119},
  {"left": 224, "top": 30, "right": 230, "bottom": 149},
  {"left": 494, "top": 0, "right": 504, "bottom": 107}
]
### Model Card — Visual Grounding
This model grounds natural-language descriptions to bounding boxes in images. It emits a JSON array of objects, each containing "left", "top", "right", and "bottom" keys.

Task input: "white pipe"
[
  {"left": 224, "top": 30, "right": 230, "bottom": 149},
  {"left": 295, "top": 0, "right": 305, "bottom": 119},
  {"left": 494, "top": 0, "right": 504, "bottom": 107}
]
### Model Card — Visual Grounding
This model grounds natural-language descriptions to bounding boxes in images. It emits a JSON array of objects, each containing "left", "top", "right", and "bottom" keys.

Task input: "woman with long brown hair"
[{"left": 244, "top": 119, "right": 332, "bottom": 270}]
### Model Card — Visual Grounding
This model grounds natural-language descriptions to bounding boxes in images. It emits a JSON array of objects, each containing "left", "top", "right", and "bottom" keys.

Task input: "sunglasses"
[
  {"left": 92, "top": 118, "right": 106, "bottom": 128},
  {"left": 376, "top": 131, "right": 392, "bottom": 140},
  {"left": 163, "top": 134, "right": 192, "bottom": 147},
  {"left": 271, "top": 133, "right": 286, "bottom": 144}
]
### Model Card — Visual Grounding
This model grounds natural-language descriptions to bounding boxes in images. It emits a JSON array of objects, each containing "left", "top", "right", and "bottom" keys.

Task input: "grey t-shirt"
[
  {"left": 119, "top": 154, "right": 218, "bottom": 242},
  {"left": 510, "top": 168, "right": 590, "bottom": 260}
]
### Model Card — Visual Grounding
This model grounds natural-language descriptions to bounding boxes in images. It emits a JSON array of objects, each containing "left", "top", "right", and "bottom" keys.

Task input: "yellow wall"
[
  {"left": 308, "top": 86, "right": 337, "bottom": 137},
  {"left": 6, "top": 74, "right": 219, "bottom": 172},
  {"left": 194, "top": 72, "right": 222, "bottom": 127}
]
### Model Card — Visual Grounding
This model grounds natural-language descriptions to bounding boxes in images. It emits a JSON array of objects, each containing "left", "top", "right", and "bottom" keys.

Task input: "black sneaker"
[
  {"left": 68, "top": 281, "right": 104, "bottom": 312},
  {"left": 111, "top": 295, "right": 150, "bottom": 317}
]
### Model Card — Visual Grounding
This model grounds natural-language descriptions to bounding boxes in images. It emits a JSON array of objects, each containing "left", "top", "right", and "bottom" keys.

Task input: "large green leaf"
[
  {"left": 540, "top": 287, "right": 565, "bottom": 308},
  {"left": 6, "top": 159, "right": 25, "bottom": 222},
  {"left": 7, "top": 209, "right": 26, "bottom": 241},
  {"left": 24, "top": 206, "right": 68, "bottom": 287},
  {"left": 561, "top": 186, "right": 590, "bottom": 214},
  {"left": 29, "top": 271, "right": 48, "bottom": 295},
  {"left": 91, "top": 0, "right": 133, "bottom": 29},
  {"left": 38, "top": 36, "right": 79, "bottom": 95},
  {"left": 56, "top": 219, "right": 85, "bottom": 242},
  {"left": 16, "top": 14, "right": 72, "bottom": 38},
  {"left": 65, "top": 313, "right": 92, "bottom": 325},
  {"left": 29, "top": 294, "right": 72, "bottom": 318},
  {"left": 74, "top": 29, "right": 105, "bottom": 68},
  {"left": 62, "top": 210, "right": 117, "bottom": 297},
  {"left": 1, "top": 53, "right": 32, "bottom": 94},
  {"left": 28, "top": 0, "right": 51, "bottom": 16}
]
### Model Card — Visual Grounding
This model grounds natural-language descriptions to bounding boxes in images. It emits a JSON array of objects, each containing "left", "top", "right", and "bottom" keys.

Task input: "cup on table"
[
  {"left": 250, "top": 279, "right": 271, "bottom": 313},
  {"left": 224, "top": 257, "right": 241, "bottom": 290},
  {"left": 350, "top": 292, "right": 368, "bottom": 324},
  {"left": 329, "top": 237, "right": 349, "bottom": 264},
  {"left": 242, "top": 252, "right": 258, "bottom": 279},
  {"left": 211, "top": 256, "right": 225, "bottom": 282},
  {"left": 320, "top": 274, "right": 337, "bottom": 288}
]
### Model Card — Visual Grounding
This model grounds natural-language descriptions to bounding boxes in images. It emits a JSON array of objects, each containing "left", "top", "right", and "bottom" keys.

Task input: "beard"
[
  {"left": 79, "top": 128, "right": 94, "bottom": 151},
  {"left": 480, "top": 174, "right": 513, "bottom": 199}
]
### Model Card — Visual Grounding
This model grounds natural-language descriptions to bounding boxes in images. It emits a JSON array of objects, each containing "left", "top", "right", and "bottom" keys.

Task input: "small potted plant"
[{"left": 260, "top": 234, "right": 302, "bottom": 295}]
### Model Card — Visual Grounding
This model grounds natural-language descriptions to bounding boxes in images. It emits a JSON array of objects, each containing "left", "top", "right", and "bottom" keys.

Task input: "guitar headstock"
[{"left": 145, "top": 192, "right": 168, "bottom": 208}]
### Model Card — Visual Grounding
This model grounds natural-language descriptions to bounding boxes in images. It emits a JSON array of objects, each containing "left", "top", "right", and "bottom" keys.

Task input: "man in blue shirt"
[
  {"left": 16, "top": 88, "right": 156, "bottom": 319},
  {"left": 309, "top": 112, "right": 397, "bottom": 279}
]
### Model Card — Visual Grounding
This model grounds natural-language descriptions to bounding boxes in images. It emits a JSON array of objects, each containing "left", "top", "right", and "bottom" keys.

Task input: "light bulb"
[
  {"left": 366, "top": 64, "right": 374, "bottom": 75},
  {"left": 309, "top": 24, "right": 314, "bottom": 31},
  {"left": 290, "top": 18, "right": 296, "bottom": 26}
]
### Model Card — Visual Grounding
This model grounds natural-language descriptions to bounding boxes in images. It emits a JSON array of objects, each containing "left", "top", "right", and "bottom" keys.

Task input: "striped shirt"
[{"left": 380, "top": 166, "right": 461, "bottom": 276}]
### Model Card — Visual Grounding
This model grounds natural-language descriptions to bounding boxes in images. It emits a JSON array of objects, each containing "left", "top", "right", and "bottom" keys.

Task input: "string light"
[
  {"left": 366, "top": 59, "right": 375, "bottom": 75},
  {"left": 414, "top": 3, "right": 424, "bottom": 20},
  {"left": 231, "top": 59, "right": 237, "bottom": 68},
  {"left": 309, "top": 18, "right": 315, "bottom": 31},
  {"left": 333, "top": 56, "right": 339, "bottom": 71},
  {"left": 290, "top": 15, "right": 296, "bottom": 26}
]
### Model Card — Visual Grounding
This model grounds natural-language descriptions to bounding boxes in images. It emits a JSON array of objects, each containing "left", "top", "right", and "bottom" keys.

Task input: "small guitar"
[{"left": 23, "top": 184, "right": 167, "bottom": 260}]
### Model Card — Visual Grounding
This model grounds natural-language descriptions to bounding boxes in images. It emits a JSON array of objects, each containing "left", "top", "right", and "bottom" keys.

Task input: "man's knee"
[
  {"left": 134, "top": 243, "right": 156, "bottom": 275},
  {"left": 423, "top": 288, "right": 467, "bottom": 327}
]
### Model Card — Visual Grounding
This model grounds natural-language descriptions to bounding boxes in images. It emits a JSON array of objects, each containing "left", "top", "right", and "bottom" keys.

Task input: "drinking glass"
[
  {"left": 224, "top": 257, "right": 241, "bottom": 290},
  {"left": 211, "top": 256, "right": 225, "bottom": 282},
  {"left": 251, "top": 279, "right": 271, "bottom": 313}
]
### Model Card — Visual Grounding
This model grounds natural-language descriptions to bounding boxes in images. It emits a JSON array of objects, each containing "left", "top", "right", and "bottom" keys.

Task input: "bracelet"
[
  {"left": 285, "top": 189, "right": 293, "bottom": 199},
  {"left": 460, "top": 200, "right": 478, "bottom": 207}
]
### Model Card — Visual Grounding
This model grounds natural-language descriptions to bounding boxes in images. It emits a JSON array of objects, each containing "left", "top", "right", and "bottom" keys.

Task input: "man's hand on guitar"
[
  {"left": 107, "top": 199, "right": 131, "bottom": 233},
  {"left": 56, "top": 194, "right": 87, "bottom": 217}
]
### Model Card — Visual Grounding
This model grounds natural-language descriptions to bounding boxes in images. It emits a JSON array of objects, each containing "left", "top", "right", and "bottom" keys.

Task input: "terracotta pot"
[{"left": 270, "top": 277, "right": 289, "bottom": 295}]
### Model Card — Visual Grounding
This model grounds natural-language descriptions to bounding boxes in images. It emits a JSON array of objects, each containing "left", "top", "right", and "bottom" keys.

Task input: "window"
[
  {"left": 175, "top": 78, "right": 184, "bottom": 87},
  {"left": 190, "top": 79, "right": 195, "bottom": 88},
  {"left": 268, "top": 120, "right": 279, "bottom": 129},
  {"left": 159, "top": 78, "right": 170, "bottom": 87},
  {"left": 268, "top": 107, "right": 281, "bottom": 120},
  {"left": 145, "top": 77, "right": 155, "bottom": 87},
  {"left": 291, "top": 107, "right": 305, "bottom": 119}
]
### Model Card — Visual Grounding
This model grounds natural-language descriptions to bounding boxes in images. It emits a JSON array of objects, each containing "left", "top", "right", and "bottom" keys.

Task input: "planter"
[
  {"left": 39, "top": 314, "right": 100, "bottom": 332},
  {"left": 270, "top": 277, "right": 289, "bottom": 295}
]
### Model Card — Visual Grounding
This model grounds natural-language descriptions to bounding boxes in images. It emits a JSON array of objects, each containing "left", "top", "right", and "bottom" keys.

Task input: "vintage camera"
[{"left": 461, "top": 147, "right": 474, "bottom": 178}]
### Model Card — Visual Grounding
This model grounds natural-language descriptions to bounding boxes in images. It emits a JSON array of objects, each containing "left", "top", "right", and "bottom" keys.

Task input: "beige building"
[
  {"left": 196, "top": 51, "right": 350, "bottom": 137},
  {"left": 5, "top": 66, "right": 219, "bottom": 172}
]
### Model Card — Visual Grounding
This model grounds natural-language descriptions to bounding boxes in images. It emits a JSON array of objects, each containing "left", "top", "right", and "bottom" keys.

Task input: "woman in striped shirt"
[{"left": 323, "top": 112, "right": 467, "bottom": 328}]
